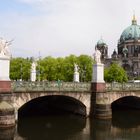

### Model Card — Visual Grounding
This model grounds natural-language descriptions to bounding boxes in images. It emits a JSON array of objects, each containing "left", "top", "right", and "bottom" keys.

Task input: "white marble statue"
[
  {"left": 0, "top": 38, "right": 12, "bottom": 57},
  {"left": 74, "top": 63, "right": 79, "bottom": 82},
  {"left": 74, "top": 63, "right": 79, "bottom": 72},
  {"left": 31, "top": 61, "right": 36, "bottom": 71},
  {"left": 93, "top": 48, "right": 101, "bottom": 64}
]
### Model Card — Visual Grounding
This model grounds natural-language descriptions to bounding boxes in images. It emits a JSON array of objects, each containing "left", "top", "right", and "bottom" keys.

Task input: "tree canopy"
[
  {"left": 10, "top": 55, "right": 93, "bottom": 82},
  {"left": 104, "top": 63, "right": 128, "bottom": 83}
]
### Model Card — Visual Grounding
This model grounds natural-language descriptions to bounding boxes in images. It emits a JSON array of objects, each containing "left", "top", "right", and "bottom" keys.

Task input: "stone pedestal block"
[
  {"left": 91, "top": 82, "right": 105, "bottom": 93},
  {"left": 74, "top": 72, "right": 79, "bottom": 82},
  {"left": 0, "top": 55, "right": 11, "bottom": 93},
  {"left": 0, "top": 56, "right": 10, "bottom": 81},
  {"left": 31, "top": 72, "right": 36, "bottom": 82},
  {"left": 92, "top": 63, "right": 104, "bottom": 83},
  {"left": 0, "top": 81, "right": 11, "bottom": 93},
  {"left": 31, "top": 61, "right": 36, "bottom": 82},
  {"left": 91, "top": 63, "right": 105, "bottom": 93}
]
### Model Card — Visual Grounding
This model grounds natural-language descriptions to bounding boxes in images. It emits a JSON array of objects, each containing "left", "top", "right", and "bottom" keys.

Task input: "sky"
[{"left": 0, "top": 0, "right": 140, "bottom": 58}]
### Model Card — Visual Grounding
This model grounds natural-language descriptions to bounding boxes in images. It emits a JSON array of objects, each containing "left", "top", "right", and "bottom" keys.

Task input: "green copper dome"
[
  {"left": 97, "top": 38, "right": 106, "bottom": 45},
  {"left": 120, "top": 15, "right": 140, "bottom": 42}
]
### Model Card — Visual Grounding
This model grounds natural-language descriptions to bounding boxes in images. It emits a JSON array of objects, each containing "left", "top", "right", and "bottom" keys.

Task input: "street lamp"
[
  {"left": 80, "top": 66, "right": 86, "bottom": 82},
  {"left": 20, "top": 63, "right": 22, "bottom": 81}
]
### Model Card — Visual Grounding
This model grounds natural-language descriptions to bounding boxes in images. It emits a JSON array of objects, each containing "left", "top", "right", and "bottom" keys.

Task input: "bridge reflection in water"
[{"left": 0, "top": 110, "right": 140, "bottom": 140}]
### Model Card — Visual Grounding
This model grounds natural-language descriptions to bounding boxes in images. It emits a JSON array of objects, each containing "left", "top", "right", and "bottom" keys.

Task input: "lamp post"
[
  {"left": 38, "top": 52, "right": 41, "bottom": 81},
  {"left": 80, "top": 66, "right": 86, "bottom": 82},
  {"left": 20, "top": 63, "right": 22, "bottom": 81}
]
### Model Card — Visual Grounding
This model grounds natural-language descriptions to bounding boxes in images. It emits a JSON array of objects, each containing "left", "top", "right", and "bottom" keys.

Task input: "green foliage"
[
  {"left": 77, "top": 55, "right": 93, "bottom": 82},
  {"left": 10, "top": 57, "right": 31, "bottom": 81},
  {"left": 104, "top": 63, "right": 128, "bottom": 83},
  {"left": 10, "top": 54, "right": 93, "bottom": 82},
  {"left": 38, "top": 56, "right": 57, "bottom": 81}
]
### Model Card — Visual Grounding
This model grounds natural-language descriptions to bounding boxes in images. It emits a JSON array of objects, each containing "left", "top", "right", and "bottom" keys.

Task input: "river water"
[{"left": 1, "top": 110, "right": 140, "bottom": 140}]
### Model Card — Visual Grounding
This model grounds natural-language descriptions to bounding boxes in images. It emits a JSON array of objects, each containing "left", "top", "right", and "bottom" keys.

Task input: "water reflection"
[
  {"left": 111, "top": 110, "right": 140, "bottom": 140},
  {"left": 112, "top": 110, "right": 140, "bottom": 128},
  {"left": 2, "top": 110, "right": 140, "bottom": 140},
  {"left": 90, "top": 118, "right": 112, "bottom": 140},
  {"left": 91, "top": 110, "right": 140, "bottom": 140},
  {"left": 17, "top": 114, "right": 86, "bottom": 140}
]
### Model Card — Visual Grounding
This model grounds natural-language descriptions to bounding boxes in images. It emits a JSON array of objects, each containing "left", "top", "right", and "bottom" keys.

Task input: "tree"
[
  {"left": 77, "top": 55, "right": 93, "bottom": 82},
  {"left": 10, "top": 54, "right": 93, "bottom": 82},
  {"left": 63, "top": 55, "right": 77, "bottom": 81},
  {"left": 37, "top": 56, "right": 57, "bottom": 81},
  {"left": 104, "top": 63, "right": 128, "bottom": 83},
  {"left": 10, "top": 57, "right": 31, "bottom": 81}
]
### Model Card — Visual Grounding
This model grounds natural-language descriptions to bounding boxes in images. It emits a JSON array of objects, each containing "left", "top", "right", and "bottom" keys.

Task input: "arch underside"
[
  {"left": 111, "top": 96, "right": 140, "bottom": 128},
  {"left": 112, "top": 96, "right": 140, "bottom": 110},
  {"left": 18, "top": 95, "right": 86, "bottom": 118}
]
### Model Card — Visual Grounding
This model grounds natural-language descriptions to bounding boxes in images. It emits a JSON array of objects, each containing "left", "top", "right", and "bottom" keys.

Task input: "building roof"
[{"left": 120, "top": 15, "right": 140, "bottom": 42}]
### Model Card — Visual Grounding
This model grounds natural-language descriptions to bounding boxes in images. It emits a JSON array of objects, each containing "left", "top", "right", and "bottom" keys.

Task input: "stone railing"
[
  {"left": 106, "top": 82, "right": 140, "bottom": 91},
  {"left": 11, "top": 81, "right": 91, "bottom": 92},
  {"left": 11, "top": 81, "right": 140, "bottom": 92}
]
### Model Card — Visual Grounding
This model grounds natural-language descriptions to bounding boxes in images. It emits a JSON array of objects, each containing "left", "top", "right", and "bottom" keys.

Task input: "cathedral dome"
[
  {"left": 120, "top": 15, "right": 140, "bottom": 42},
  {"left": 97, "top": 38, "right": 106, "bottom": 46}
]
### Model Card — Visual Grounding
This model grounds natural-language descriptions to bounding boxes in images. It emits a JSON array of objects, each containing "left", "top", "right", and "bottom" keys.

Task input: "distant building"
[{"left": 96, "top": 15, "right": 140, "bottom": 79}]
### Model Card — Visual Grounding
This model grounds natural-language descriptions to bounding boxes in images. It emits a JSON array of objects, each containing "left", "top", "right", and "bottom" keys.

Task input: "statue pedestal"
[
  {"left": 31, "top": 71, "right": 36, "bottom": 82},
  {"left": 30, "top": 62, "right": 36, "bottom": 82},
  {"left": 0, "top": 56, "right": 11, "bottom": 93},
  {"left": 91, "top": 63, "right": 105, "bottom": 92},
  {"left": 74, "top": 72, "right": 79, "bottom": 82}
]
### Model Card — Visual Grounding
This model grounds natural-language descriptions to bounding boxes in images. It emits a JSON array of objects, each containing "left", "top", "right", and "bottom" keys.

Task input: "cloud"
[{"left": 1, "top": 0, "right": 140, "bottom": 58}]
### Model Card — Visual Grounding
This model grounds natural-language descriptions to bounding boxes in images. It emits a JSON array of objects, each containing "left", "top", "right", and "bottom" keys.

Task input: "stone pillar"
[
  {"left": 74, "top": 71, "right": 79, "bottom": 82},
  {"left": 91, "top": 61, "right": 112, "bottom": 119},
  {"left": 0, "top": 101, "right": 15, "bottom": 128},
  {"left": 91, "top": 63, "right": 105, "bottom": 92},
  {"left": 30, "top": 61, "right": 36, "bottom": 82},
  {"left": 0, "top": 56, "right": 11, "bottom": 93}
]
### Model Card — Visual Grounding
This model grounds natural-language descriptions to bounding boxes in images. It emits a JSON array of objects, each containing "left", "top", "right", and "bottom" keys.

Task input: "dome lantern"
[{"left": 132, "top": 14, "right": 137, "bottom": 25}]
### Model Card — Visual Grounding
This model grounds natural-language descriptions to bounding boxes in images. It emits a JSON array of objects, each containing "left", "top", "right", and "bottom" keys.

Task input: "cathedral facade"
[{"left": 96, "top": 15, "right": 140, "bottom": 79}]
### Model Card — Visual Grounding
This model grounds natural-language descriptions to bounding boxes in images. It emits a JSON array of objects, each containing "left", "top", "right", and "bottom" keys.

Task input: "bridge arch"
[
  {"left": 95, "top": 92, "right": 140, "bottom": 119},
  {"left": 12, "top": 92, "right": 91, "bottom": 120},
  {"left": 111, "top": 96, "right": 140, "bottom": 110},
  {"left": 18, "top": 95, "right": 86, "bottom": 118}
]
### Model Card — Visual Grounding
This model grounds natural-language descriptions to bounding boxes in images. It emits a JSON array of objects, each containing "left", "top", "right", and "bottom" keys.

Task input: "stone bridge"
[{"left": 1, "top": 81, "right": 140, "bottom": 120}]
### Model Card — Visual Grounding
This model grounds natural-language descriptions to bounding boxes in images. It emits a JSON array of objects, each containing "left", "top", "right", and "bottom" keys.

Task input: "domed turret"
[
  {"left": 95, "top": 37, "right": 108, "bottom": 61},
  {"left": 97, "top": 38, "right": 106, "bottom": 46},
  {"left": 111, "top": 49, "right": 118, "bottom": 59}
]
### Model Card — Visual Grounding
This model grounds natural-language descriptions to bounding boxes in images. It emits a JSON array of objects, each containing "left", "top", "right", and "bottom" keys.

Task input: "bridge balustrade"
[
  {"left": 11, "top": 81, "right": 91, "bottom": 92},
  {"left": 11, "top": 81, "right": 140, "bottom": 92},
  {"left": 106, "top": 82, "right": 140, "bottom": 91}
]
